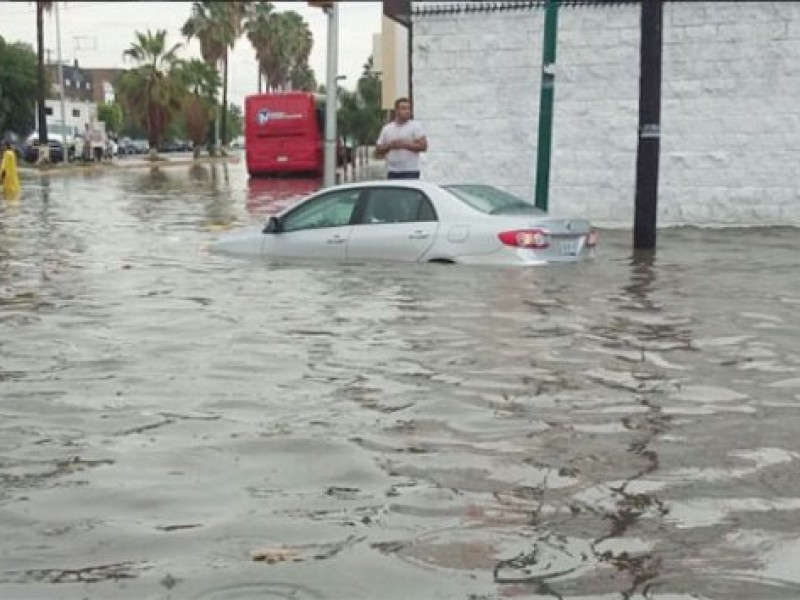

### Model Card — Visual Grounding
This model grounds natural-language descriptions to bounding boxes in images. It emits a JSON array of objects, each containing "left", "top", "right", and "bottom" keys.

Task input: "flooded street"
[{"left": 2, "top": 164, "right": 800, "bottom": 600}]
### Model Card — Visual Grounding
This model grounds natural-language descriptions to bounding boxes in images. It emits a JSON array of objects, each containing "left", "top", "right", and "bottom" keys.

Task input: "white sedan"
[{"left": 213, "top": 181, "right": 597, "bottom": 265}]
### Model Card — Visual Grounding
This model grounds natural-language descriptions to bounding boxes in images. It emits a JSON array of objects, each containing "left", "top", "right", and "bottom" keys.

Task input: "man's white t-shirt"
[{"left": 376, "top": 120, "right": 425, "bottom": 173}]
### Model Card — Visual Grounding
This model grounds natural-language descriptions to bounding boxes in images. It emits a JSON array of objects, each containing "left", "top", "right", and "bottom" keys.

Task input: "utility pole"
[
  {"left": 534, "top": 0, "right": 559, "bottom": 212},
  {"left": 323, "top": 3, "right": 339, "bottom": 187},
  {"left": 633, "top": 0, "right": 664, "bottom": 251},
  {"left": 308, "top": 1, "right": 339, "bottom": 186},
  {"left": 55, "top": 2, "right": 67, "bottom": 154}
]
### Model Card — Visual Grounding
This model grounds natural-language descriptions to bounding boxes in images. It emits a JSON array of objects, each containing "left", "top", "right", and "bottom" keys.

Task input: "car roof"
[{"left": 323, "top": 179, "right": 443, "bottom": 193}]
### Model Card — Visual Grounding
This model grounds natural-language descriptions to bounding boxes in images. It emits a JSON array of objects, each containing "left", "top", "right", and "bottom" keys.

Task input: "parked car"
[
  {"left": 212, "top": 181, "right": 598, "bottom": 266},
  {"left": 22, "top": 139, "right": 72, "bottom": 163},
  {"left": 117, "top": 137, "right": 138, "bottom": 155},
  {"left": 131, "top": 139, "right": 150, "bottom": 154},
  {"left": 159, "top": 138, "right": 191, "bottom": 153}
]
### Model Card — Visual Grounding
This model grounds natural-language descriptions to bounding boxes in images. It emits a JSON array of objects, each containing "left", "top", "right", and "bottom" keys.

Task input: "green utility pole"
[{"left": 534, "top": 0, "right": 559, "bottom": 212}]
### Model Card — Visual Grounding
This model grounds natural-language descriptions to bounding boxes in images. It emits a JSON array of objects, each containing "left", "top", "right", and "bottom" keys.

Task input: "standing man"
[{"left": 375, "top": 97, "right": 427, "bottom": 179}]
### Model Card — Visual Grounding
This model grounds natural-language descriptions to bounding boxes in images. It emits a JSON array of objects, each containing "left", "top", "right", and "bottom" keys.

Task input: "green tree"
[
  {"left": 116, "top": 29, "right": 185, "bottom": 157},
  {"left": 337, "top": 55, "right": 383, "bottom": 149},
  {"left": 97, "top": 101, "right": 124, "bottom": 136},
  {"left": 224, "top": 103, "right": 243, "bottom": 140},
  {"left": 0, "top": 36, "right": 38, "bottom": 136}
]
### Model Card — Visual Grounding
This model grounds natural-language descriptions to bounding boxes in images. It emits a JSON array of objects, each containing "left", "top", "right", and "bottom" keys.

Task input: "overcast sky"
[{"left": 0, "top": 1, "right": 383, "bottom": 108}]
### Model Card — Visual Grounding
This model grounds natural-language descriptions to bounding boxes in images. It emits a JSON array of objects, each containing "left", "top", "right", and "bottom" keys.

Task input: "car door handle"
[
  {"left": 408, "top": 231, "right": 430, "bottom": 240},
  {"left": 327, "top": 236, "right": 346, "bottom": 244}
]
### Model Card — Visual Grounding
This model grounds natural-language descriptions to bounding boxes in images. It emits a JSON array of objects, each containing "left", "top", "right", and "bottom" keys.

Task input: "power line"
[{"left": 0, "top": 2, "right": 101, "bottom": 17}]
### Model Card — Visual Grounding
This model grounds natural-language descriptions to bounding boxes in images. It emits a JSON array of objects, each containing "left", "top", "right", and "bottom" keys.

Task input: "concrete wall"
[{"left": 412, "top": 1, "right": 800, "bottom": 227}]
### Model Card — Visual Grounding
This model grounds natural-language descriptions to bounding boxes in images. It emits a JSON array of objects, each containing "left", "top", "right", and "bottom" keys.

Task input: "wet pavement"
[{"left": 1, "top": 163, "right": 800, "bottom": 599}]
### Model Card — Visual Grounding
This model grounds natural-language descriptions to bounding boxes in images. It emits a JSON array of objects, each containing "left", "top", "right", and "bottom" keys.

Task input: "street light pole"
[{"left": 323, "top": 3, "right": 339, "bottom": 187}]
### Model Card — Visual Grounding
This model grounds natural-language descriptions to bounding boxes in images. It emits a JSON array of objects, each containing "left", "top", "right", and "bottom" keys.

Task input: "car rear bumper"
[{"left": 450, "top": 246, "right": 596, "bottom": 266}]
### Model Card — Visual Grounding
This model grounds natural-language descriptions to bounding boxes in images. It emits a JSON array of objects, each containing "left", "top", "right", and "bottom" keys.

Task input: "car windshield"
[{"left": 444, "top": 184, "right": 544, "bottom": 215}]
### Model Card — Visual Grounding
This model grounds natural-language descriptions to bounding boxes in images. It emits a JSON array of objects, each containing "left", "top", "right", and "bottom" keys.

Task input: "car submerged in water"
[{"left": 213, "top": 181, "right": 598, "bottom": 266}]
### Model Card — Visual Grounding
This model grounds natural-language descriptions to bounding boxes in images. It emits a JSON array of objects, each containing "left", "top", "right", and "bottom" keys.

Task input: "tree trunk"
[
  {"left": 36, "top": 2, "right": 50, "bottom": 162},
  {"left": 221, "top": 47, "right": 229, "bottom": 150}
]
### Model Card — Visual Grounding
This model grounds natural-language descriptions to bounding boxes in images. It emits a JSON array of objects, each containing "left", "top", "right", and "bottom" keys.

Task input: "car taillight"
[
  {"left": 498, "top": 229, "right": 550, "bottom": 249},
  {"left": 586, "top": 228, "right": 599, "bottom": 247}
]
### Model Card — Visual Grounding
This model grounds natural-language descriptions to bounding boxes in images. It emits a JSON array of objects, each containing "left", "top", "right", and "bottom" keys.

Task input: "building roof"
[{"left": 413, "top": 0, "right": 649, "bottom": 16}]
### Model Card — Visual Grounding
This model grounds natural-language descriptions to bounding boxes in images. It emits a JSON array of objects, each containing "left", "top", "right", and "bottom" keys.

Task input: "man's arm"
[
  {"left": 397, "top": 123, "right": 427, "bottom": 153},
  {"left": 374, "top": 126, "right": 390, "bottom": 158}
]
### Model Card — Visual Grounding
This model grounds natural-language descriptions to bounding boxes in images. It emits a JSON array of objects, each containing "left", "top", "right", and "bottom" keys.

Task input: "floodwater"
[{"left": 2, "top": 163, "right": 800, "bottom": 600}]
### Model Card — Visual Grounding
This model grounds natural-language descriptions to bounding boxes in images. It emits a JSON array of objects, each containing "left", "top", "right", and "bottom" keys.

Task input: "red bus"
[{"left": 245, "top": 91, "right": 333, "bottom": 177}]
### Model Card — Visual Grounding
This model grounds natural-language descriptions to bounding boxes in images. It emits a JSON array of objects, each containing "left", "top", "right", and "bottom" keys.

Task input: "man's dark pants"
[{"left": 387, "top": 171, "right": 420, "bottom": 180}]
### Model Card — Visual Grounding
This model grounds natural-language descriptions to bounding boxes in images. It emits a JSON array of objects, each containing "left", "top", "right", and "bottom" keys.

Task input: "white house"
[
  {"left": 412, "top": 1, "right": 800, "bottom": 227},
  {"left": 42, "top": 98, "right": 98, "bottom": 133}
]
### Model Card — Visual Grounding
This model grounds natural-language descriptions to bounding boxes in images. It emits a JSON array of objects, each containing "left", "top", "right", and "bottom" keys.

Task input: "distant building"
[
  {"left": 381, "top": 0, "right": 411, "bottom": 112},
  {"left": 37, "top": 99, "right": 97, "bottom": 134},
  {"left": 46, "top": 60, "right": 125, "bottom": 106}
]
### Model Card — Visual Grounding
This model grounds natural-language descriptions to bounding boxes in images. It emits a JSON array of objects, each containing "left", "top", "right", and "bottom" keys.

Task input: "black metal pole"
[{"left": 633, "top": 0, "right": 663, "bottom": 252}]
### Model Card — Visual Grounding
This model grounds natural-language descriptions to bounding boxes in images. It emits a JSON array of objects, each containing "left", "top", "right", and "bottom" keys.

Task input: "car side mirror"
[{"left": 263, "top": 216, "right": 282, "bottom": 234}]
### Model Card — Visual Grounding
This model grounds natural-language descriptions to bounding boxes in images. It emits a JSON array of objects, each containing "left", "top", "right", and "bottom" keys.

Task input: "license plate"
[
  {"left": 559, "top": 239, "right": 578, "bottom": 255},
  {"left": 276, "top": 156, "right": 288, "bottom": 162}
]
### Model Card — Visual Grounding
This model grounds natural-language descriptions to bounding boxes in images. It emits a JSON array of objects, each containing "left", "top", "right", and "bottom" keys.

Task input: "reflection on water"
[
  {"left": 1, "top": 166, "right": 800, "bottom": 599},
  {"left": 246, "top": 175, "right": 320, "bottom": 217}
]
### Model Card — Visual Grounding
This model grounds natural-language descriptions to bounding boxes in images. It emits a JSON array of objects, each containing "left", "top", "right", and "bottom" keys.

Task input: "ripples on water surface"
[{"left": 1, "top": 166, "right": 800, "bottom": 599}]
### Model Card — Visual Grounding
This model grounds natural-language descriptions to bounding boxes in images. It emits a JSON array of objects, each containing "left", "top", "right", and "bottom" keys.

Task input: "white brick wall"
[{"left": 412, "top": 1, "right": 800, "bottom": 227}]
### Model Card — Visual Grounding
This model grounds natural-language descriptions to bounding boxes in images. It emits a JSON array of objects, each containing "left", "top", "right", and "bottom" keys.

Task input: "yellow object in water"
[{"left": 1, "top": 147, "right": 21, "bottom": 197}]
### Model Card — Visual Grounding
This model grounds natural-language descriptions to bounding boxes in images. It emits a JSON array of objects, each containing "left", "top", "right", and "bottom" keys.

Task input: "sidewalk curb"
[{"left": 18, "top": 154, "right": 241, "bottom": 178}]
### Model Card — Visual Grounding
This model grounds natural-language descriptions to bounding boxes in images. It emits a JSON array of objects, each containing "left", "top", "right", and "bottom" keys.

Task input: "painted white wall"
[{"left": 413, "top": 1, "right": 800, "bottom": 227}]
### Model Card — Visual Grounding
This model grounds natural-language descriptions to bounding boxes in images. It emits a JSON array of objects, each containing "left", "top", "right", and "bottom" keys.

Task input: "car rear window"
[{"left": 444, "top": 185, "right": 545, "bottom": 216}]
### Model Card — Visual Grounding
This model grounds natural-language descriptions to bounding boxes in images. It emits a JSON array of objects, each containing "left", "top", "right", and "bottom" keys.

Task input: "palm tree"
[
  {"left": 182, "top": 1, "right": 226, "bottom": 155},
  {"left": 246, "top": 4, "right": 315, "bottom": 93},
  {"left": 35, "top": 1, "right": 54, "bottom": 160},
  {"left": 173, "top": 59, "right": 220, "bottom": 158},
  {"left": 279, "top": 11, "right": 313, "bottom": 91},
  {"left": 116, "top": 29, "right": 184, "bottom": 159},
  {"left": 182, "top": 1, "right": 245, "bottom": 150},
  {"left": 245, "top": 1, "right": 278, "bottom": 91}
]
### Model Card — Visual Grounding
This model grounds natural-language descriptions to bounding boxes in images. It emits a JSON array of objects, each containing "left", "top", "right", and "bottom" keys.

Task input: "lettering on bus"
[{"left": 256, "top": 109, "right": 303, "bottom": 126}]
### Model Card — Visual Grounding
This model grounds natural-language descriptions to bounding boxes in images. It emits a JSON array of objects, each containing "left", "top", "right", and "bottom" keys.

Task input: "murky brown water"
[{"left": 2, "top": 164, "right": 800, "bottom": 600}]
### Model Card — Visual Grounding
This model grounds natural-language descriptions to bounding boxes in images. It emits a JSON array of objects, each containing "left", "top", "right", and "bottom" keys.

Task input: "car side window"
[
  {"left": 281, "top": 189, "right": 359, "bottom": 232},
  {"left": 361, "top": 188, "right": 437, "bottom": 224}
]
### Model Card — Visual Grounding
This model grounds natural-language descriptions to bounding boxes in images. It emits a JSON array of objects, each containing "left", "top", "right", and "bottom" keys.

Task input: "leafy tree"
[
  {"left": 337, "top": 55, "right": 383, "bottom": 149},
  {"left": 97, "top": 101, "right": 124, "bottom": 136},
  {"left": 224, "top": 103, "right": 243, "bottom": 140},
  {"left": 0, "top": 36, "right": 38, "bottom": 136}
]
